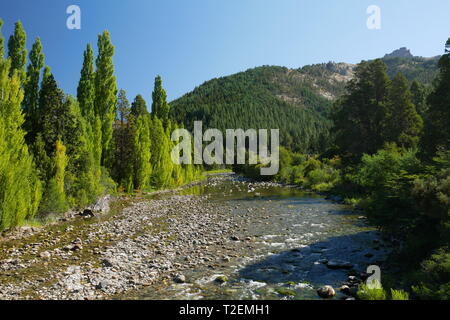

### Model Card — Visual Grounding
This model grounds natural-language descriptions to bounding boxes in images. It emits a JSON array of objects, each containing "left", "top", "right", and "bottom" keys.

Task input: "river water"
[{"left": 133, "top": 174, "right": 387, "bottom": 300}]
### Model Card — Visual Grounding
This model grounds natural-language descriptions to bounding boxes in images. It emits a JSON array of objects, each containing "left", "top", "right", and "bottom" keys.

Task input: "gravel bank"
[{"left": 0, "top": 193, "right": 243, "bottom": 300}]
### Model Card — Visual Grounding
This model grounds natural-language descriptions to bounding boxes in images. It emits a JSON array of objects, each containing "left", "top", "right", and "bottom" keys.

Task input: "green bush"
[
  {"left": 273, "top": 149, "right": 341, "bottom": 191},
  {"left": 412, "top": 248, "right": 450, "bottom": 300},
  {"left": 353, "top": 144, "right": 422, "bottom": 228}
]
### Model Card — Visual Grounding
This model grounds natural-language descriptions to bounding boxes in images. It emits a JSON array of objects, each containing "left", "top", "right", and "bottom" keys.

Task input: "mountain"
[
  {"left": 384, "top": 47, "right": 414, "bottom": 59},
  {"left": 170, "top": 66, "right": 336, "bottom": 152},
  {"left": 170, "top": 52, "right": 440, "bottom": 153},
  {"left": 382, "top": 55, "right": 440, "bottom": 84}
]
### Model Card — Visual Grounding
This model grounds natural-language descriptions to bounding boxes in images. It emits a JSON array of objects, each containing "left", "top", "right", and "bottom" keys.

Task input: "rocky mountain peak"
[{"left": 384, "top": 47, "right": 414, "bottom": 59}]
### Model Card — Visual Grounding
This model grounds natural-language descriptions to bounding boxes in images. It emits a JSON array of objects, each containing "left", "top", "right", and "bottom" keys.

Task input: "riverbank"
[{"left": 0, "top": 193, "right": 241, "bottom": 299}]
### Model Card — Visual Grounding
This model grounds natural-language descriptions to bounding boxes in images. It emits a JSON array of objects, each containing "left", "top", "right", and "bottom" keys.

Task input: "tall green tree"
[
  {"left": 64, "top": 97, "right": 107, "bottom": 207},
  {"left": 332, "top": 59, "right": 389, "bottom": 159},
  {"left": 23, "top": 37, "right": 45, "bottom": 141},
  {"left": 76, "top": 44, "right": 102, "bottom": 173},
  {"left": 384, "top": 73, "right": 423, "bottom": 149},
  {"left": 95, "top": 31, "right": 117, "bottom": 168},
  {"left": 112, "top": 89, "right": 133, "bottom": 185},
  {"left": 0, "top": 58, "right": 42, "bottom": 229},
  {"left": 132, "top": 114, "right": 152, "bottom": 190},
  {"left": 131, "top": 94, "right": 148, "bottom": 117},
  {"left": 0, "top": 19, "right": 4, "bottom": 59},
  {"left": 170, "top": 122, "right": 184, "bottom": 186},
  {"left": 410, "top": 80, "right": 428, "bottom": 117},
  {"left": 422, "top": 39, "right": 450, "bottom": 156},
  {"left": 117, "top": 89, "right": 131, "bottom": 123},
  {"left": 7, "top": 21, "right": 27, "bottom": 82},
  {"left": 38, "top": 72, "right": 66, "bottom": 158},
  {"left": 150, "top": 116, "right": 173, "bottom": 188},
  {"left": 77, "top": 44, "right": 96, "bottom": 121},
  {"left": 41, "top": 140, "right": 68, "bottom": 213},
  {"left": 151, "top": 75, "right": 170, "bottom": 127}
]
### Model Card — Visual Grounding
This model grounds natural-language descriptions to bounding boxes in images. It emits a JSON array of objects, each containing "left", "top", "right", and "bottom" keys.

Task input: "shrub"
[
  {"left": 412, "top": 248, "right": 450, "bottom": 300},
  {"left": 353, "top": 144, "right": 422, "bottom": 228}
]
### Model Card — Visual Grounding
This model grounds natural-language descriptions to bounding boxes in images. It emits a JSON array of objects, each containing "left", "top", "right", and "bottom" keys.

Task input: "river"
[{"left": 127, "top": 174, "right": 387, "bottom": 300}]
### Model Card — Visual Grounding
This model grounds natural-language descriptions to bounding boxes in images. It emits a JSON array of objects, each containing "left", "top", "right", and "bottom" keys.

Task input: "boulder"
[
  {"left": 214, "top": 275, "right": 228, "bottom": 284},
  {"left": 173, "top": 274, "right": 186, "bottom": 283},
  {"left": 339, "top": 285, "right": 350, "bottom": 294},
  {"left": 317, "top": 285, "right": 336, "bottom": 299}
]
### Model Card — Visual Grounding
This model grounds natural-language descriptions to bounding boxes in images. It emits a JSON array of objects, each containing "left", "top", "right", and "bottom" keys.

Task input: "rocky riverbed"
[{"left": 0, "top": 174, "right": 388, "bottom": 300}]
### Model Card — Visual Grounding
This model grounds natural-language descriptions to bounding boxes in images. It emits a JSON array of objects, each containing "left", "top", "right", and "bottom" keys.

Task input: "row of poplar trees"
[{"left": 0, "top": 20, "right": 200, "bottom": 230}]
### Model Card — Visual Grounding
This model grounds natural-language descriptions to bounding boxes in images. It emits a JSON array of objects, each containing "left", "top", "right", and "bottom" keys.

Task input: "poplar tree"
[
  {"left": 150, "top": 116, "right": 173, "bottom": 188},
  {"left": 0, "top": 19, "right": 4, "bottom": 59},
  {"left": 23, "top": 37, "right": 45, "bottom": 141},
  {"left": 0, "top": 58, "right": 42, "bottom": 229},
  {"left": 77, "top": 43, "right": 103, "bottom": 174},
  {"left": 65, "top": 97, "right": 106, "bottom": 206},
  {"left": 7, "top": 21, "right": 27, "bottom": 82},
  {"left": 151, "top": 76, "right": 170, "bottom": 127},
  {"left": 170, "top": 122, "right": 184, "bottom": 186},
  {"left": 77, "top": 44, "right": 96, "bottom": 121},
  {"left": 42, "top": 140, "right": 68, "bottom": 213},
  {"left": 132, "top": 114, "right": 152, "bottom": 190},
  {"left": 95, "top": 31, "right": 117, "bottom": 168},
  {"left": 384, "top": 73, "right": 423, "bottom": 149}
]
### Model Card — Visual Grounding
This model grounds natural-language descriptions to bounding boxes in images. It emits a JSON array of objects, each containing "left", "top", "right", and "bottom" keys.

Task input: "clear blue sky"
[{"left": 0, "top": 0, "right": 449, "bottom": 104}]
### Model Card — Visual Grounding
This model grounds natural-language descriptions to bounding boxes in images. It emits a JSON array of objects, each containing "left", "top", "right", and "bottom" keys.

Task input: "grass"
[
  {"left": 357, "top": 283, "right": 387, "bottom": 300},
  {"left": 204, "top": 168, "right": 233, "bottom": 175},
  {"left": 390, "top": 289, "right": 410, "bottom": 300}
]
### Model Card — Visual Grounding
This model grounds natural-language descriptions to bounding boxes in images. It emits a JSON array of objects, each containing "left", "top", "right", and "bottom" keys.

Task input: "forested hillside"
[
  {"left": 171, "top": 49, "right": 439, "bottom": 154},
  {"left": 383, "top": 55, "right": 440, "bottom": 85},
  {"left": 170, "top": 66, "right": 338, "bottom": 153}
]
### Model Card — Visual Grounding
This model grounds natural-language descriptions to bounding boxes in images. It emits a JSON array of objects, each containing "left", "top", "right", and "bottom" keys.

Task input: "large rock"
[
  {"left": 214, "top": 275, "right": 228, "bottom": 284},
  {"left": 317, "top": 285, "right": 336, "bottom": 299},
  {"left": 173, "top": 274, "right": 186, "bottom": 283}
]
